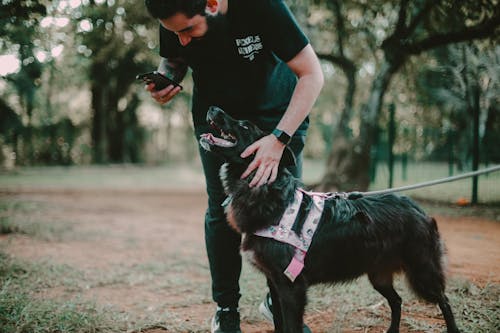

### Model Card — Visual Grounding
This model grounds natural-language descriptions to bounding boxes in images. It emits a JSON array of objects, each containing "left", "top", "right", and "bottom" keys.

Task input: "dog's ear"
[{"left": 279, "top": 146, "right": 297, "bottom": 168}]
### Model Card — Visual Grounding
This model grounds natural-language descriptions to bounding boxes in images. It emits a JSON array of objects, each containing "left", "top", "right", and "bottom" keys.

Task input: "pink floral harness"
[{"left": 254, "top": 188, "right": 338, "bottom": 282}]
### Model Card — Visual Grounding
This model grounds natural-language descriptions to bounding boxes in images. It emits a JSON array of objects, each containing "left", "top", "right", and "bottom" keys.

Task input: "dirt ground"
[{"left": 1, "top": 188, "right": 499, "bottom": 333}]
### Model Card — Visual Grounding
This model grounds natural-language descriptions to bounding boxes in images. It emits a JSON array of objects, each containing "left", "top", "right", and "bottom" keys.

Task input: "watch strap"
[{"left": 272, "top": 128, "right": 292, "bottom": 145}]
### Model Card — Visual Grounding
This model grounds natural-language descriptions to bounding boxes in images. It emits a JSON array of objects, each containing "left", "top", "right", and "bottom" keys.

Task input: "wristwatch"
[{"left": 271, "top": 128, "right": 292, "bottom": 145}]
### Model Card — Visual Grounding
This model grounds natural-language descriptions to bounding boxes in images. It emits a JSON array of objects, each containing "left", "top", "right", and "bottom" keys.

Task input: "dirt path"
[{"left": 1, "top": 188, "right": 499, "bottom": 332}]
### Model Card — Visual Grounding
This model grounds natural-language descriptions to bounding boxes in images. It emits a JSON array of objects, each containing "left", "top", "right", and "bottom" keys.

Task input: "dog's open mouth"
[
  {"left": 200, "top": 133, "right": 236, "bottom": 148},
  {"left": 200, "top": 121, "right": 237, "bottom": 149}
]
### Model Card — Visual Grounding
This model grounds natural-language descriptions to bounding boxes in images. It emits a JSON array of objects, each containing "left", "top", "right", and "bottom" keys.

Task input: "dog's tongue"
[
  {"left": 200, "top": 133, "right": 213, "bottom": 141},
  {"left": 200, "top": 133, "right": 234, "bottom": 147}
]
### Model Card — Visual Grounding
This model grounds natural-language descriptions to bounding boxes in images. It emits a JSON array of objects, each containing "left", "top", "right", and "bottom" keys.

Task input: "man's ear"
[
  {"left": 205, "top": 0, "right": 219, "bottom": 15},
  {"left": 279, "top": 146, "right": 297, "bottom": 168}
]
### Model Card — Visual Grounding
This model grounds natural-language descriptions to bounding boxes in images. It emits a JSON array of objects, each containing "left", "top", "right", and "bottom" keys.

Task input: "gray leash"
[{"left": 361, "top": 164, "right": 500, "bottom": 196}]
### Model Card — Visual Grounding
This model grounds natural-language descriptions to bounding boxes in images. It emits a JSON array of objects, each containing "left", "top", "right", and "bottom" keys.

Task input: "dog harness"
[{"left": 254, "top": 188, "right": 336, "bottom": 282}]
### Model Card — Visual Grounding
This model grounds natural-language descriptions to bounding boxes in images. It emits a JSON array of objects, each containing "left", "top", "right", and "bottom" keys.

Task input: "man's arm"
[
  {"left": 274, "top": 44, "right": 324, "bottom": 140},
  {"left": 148, "top": 57, "right": 188, "bottom": 105},
  {"left": 240, "top": 44, "right": 324, "bottom": 187}
]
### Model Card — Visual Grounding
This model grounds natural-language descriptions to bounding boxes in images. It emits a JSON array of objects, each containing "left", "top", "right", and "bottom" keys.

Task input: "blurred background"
[{"left": 1, "top": 0, "right": 499, "bottom": 203}]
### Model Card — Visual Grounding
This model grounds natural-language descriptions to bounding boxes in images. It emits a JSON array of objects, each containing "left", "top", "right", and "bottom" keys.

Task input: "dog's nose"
[{"left": 207, "top": 106, "right": 224, "bottom": 121}]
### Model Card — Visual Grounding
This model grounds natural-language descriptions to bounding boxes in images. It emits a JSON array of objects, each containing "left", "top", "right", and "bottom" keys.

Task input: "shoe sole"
[{"left": 211, "top": 315, "right": 218, "bottom": 333}]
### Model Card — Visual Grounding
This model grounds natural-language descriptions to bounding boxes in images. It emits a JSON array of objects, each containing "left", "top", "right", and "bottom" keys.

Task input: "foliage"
[
  {"left": 0, "top": 0, "right": 161, "bottom": 166},
  {"left": 311, "top": 0, "right": 499, "bottom": 191},
  {"left": 72, "top": 0, "right": 158, "bottom": 163},
  {"left": 0, "top": 0, "right": 46, "bottom": 41},
  {"left": 0, "top": 0, "right": 498, "bottom": 176},
  {"left": 416, "top": 42, "right": 500, "bottom": 166}
]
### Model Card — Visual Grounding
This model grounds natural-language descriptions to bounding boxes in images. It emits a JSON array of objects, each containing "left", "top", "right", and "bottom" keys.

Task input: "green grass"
[
  {"left": 304, "top": 159, "right": 500, "bottom": 205},
  {"left": 0, "top": 290, "right": 116, "bottom": 333},
  {"left": 0, "top": 199, "right": 73, "bottom": 240},
  {"left": 370, "top": 161, "right": 500, "bottom": 205},
  {"left": 1, "top": 251, "right": 497, "bottom": 332},
  {"left": 1, "top": 161, "right": 499, "bottom": 204},
  {"left": 0, "top": 164, "right": 498, "bottom": 332},
  {"left": 239, "top": 261, "right": 500, "bottom": 332},
  {"left": 0, "top": 163, "right": 205, "bottom": 190},
  {"left": 446, "top": 279, "right": 500, "bottom": 333},
  {"left": 0, "top": 253, "right": 122, "bottom": 333}
]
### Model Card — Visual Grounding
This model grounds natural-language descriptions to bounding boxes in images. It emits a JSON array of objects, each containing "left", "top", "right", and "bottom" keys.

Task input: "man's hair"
[{"left": 145, "top": 0, "right": 207, "bottom": 19}]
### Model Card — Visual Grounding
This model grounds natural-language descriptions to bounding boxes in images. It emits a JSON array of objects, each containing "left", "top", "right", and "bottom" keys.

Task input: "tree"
[
  {"left": 73, "top": 0, "right": 156, "bottom": 163},
  {"left": 415, "top": 42, "right": 500, "bottom": 170},
  {"left": 0, "top": 0, "right": 46, "bottom": 164},
  {"left": 316, "top": 0, "right": 500, "bottom": 191}
]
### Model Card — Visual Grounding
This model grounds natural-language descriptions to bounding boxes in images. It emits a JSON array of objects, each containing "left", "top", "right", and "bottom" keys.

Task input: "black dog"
[{"left": 200, "top": 106, "right": 460, "bottom": 333}]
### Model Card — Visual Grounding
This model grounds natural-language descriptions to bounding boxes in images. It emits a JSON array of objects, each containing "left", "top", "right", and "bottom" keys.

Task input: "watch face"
[{"left": 272, "top": 128, "right": 291, "bottom": 145}]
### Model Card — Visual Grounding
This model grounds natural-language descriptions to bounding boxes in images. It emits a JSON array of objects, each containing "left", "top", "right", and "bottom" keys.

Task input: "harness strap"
[
  {"left": 254, "top": 188, "right": 325, "bottom": 282},
  {"left": 291, "top": 193, "right": 313, "bottom": 235}
]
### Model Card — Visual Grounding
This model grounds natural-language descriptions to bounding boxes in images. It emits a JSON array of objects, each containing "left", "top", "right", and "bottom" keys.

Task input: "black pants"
[{"left": 195, "top": 125, "right": 305, "bottom": 308}]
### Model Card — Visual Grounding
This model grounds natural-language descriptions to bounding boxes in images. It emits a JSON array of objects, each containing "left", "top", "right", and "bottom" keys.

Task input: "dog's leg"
[
  {"left": 368, "top": 273, "right": 402, "bottom": 333},
  {"left": 438, "top": 295, "right": 460, "bottom": 333},
  {"left": 267, "top": 279, "right": 284, "bottom": 332},
  {"left": 270, "top": 276, "right": 307, "bottom": 333}
]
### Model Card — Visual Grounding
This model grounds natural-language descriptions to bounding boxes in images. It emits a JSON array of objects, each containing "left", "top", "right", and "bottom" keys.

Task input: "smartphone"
[{"left": 136, "top": 71, "right": 183, "bottom": 91}]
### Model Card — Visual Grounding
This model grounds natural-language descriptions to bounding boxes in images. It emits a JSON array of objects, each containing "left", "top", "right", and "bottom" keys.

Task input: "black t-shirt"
[{"left": 160, "top": 0, "right": 309, "bottom": 133}]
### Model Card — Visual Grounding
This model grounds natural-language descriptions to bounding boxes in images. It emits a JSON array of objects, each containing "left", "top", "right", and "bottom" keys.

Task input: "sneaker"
[
  {"left": 211, "top": 307, "right": 241, "bottom": 333},
  {"left": 258, "top": 293, "right": 274, "bottom": 323},
  {"left": 259, "top": 293, "right": 312, "bottom": 333}
]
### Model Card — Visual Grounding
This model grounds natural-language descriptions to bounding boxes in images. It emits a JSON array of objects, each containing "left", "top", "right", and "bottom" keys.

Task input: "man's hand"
[
  {"left": 240, "top": 134, "right": 286, "bottom": 187},
  {"left": 147, "top": 80, "right": 182, "bottom": 105}
]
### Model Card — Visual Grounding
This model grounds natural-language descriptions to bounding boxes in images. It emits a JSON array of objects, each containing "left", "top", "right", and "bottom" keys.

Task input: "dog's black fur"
[{"left": 200, "top": 106, "right": 460, "bottom": 333}]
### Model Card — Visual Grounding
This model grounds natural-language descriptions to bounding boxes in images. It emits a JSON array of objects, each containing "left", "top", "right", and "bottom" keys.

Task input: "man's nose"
[{"left": 178, "top": 34, "right": 192, "bottom": 46}]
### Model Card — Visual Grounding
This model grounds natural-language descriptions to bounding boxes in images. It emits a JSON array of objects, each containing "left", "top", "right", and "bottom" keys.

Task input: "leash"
[{"left": 361, "top": 164, "right": 500, "bottom": 196}]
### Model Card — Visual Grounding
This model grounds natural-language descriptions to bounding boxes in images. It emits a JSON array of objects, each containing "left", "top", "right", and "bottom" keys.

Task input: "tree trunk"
[
  {"left": 318, "top": 60, "right": 401, "bottom": 192},
  {"left": 91, "top": 83, "right": 108, "bottom": 163}
]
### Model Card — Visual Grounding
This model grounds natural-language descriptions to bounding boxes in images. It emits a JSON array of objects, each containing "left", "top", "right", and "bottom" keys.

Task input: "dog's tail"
[{"left": 404, "top": 216, "right": 448, "bottom": 304}]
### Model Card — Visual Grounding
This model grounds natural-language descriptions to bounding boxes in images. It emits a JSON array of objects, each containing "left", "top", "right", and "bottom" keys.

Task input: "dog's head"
[{"left": 199, "top": 106, "right": 296, "bottom": 167}]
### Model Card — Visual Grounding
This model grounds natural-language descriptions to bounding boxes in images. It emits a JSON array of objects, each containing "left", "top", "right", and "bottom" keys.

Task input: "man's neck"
[{"left": 220, "top": 0, "right": 228, "bottom": 14}]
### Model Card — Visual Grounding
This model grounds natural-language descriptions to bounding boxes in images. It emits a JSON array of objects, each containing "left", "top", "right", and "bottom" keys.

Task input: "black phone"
[{"left": 136, "top": 71, "right": 183, "bottom": 91}]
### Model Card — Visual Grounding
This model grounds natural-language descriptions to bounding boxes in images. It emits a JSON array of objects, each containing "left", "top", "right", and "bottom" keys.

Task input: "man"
[{"left": 144, "top": 0, "right": 323, "bottom": 331}]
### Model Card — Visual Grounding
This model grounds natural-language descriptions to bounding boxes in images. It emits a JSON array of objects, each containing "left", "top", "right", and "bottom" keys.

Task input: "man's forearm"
[
  {"left": 277, "top": 75, "right": 323, "bottom": 136},
  {"left": 158, "top": 57, "right": 188, "bottom": 83},
  {"left": 276, "top": 45, "right": 324, "bottom": 137}
]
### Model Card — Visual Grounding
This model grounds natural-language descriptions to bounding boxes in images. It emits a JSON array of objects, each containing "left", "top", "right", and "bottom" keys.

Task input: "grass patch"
[
  {"left": 0, "top": 252, "right": 214, "bottom": 333},
  {"left": 0, "top": 200, "right": 40, "bottom": 235},
  {"left": 0, "top": 289, "right": 118, "bottom": 333},
  {"left": 0, "top": 198, "right": 73, "bottom": 241},
  {"left": 240, "top": 261, "right": 499, "bottom": 332},
  {"left": 0, "top": 165, "right": 498, "bottom": 331},
  {"left": 304, "top": 160, "right": 500, "bottom": 205},
  {"left": 0, "top": 253, "right": 123, "bottom": 333},
  {"left": 447, "top": 279, "right": 500, "bottom": 333},
  {"left": 0, "top": 164, "right": 205, "bottom": 190}
]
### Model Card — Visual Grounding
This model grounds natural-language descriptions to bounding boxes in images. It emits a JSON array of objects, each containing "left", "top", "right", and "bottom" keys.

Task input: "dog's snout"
[{"left": 207, "top": 106, "right": 225, "bottom": 122}]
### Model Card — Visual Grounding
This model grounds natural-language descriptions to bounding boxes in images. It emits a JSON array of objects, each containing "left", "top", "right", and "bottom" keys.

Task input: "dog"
[{"left": 199, "top": 106, "right": 460, "bottom": 333}]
